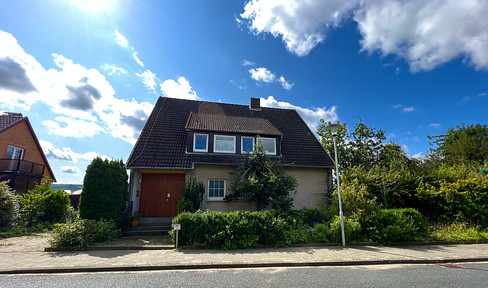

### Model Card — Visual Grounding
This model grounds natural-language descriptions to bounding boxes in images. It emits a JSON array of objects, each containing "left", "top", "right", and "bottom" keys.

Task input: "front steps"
[{"left": 125, "top": 217, "right": 173, "bottom": 236}]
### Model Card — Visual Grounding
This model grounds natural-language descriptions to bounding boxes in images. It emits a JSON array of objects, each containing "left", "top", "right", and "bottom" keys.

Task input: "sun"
[{"left": 72, "top": 0, "right": 115, "bottom": 11}]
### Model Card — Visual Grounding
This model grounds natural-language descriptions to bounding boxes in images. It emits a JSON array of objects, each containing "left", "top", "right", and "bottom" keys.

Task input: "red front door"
[{"left": 139, "top": 173, "right": 185, "bottom": 217}]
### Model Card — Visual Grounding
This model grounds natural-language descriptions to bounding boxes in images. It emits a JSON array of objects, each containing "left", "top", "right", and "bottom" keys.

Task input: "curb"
[
  {"left": 2, "top": 257, "right": 488, "bottom": 275},
  {"left": 43, "top": 240, "right": 484, "bottom": 252}
]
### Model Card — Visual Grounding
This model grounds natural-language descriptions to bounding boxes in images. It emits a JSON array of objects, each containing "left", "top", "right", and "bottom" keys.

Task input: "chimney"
[{"left": 250, "top": 98, "right": 261, "bottom": 111}]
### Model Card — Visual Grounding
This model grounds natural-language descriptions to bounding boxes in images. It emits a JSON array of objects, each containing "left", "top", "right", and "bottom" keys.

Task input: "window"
[
  {"left": 214, "top": 135, "right": 236, "bottom": 153},
  {"left": 193, "top": 134, "right": 208, "bottom": 152},
  {"left": 241, "top": 137, "right": 254, "bottom": 153},
  {"left": 208, "top": 180, "right": 226, "bottom": 200},
  {"left": 7, "top": 146, "right": 24, "bottom": 159},
  {"left": 261, "top": 138, "right": 276, "bottom": 155}
]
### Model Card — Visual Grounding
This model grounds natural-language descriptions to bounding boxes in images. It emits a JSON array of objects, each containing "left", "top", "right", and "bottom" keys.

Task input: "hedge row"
[{"left": 170, "top": 208, "right": 427, "bottom": 249}]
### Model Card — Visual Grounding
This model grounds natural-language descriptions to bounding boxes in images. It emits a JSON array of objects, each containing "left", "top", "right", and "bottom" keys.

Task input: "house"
[
  {"left": 0, "top": 112, "right": 56, "bottom": 194},
  {"left": 126, "top": 97, "right": 334, "bottom": 217}
]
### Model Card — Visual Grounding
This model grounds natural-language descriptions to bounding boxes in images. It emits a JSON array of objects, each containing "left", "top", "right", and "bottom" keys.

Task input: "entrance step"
[{"left": 125, "top": 217, "right": 173, "bottom": 236}]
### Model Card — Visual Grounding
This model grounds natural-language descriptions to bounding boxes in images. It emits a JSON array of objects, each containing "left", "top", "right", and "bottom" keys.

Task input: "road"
[{"left": 1, "top": 263, "right": 487, "bottom": 288}]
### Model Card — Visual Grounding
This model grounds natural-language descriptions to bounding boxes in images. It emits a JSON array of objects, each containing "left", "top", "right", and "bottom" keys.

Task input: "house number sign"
[{"left": 173, "top": 224, "right": 181, "bottom": 230}]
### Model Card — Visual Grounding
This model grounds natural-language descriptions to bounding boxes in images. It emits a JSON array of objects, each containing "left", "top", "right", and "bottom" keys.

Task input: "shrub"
[
  {"left": 366, "top": 208, "right": 427, "bottom": 243},
  {"left": 170, "top": 210, "right": 289, "bottom": 249},
  {"left": 0, "top": 181, "right": 19, "bottom": 228},
  {"left": 79, "top": 158, "right": 129, "bottom": 227},
  {"left": 329, "top": 216, "right": 362, "bottom": 243},
  {"left": 49, "top": 218, "right": 120, "bottom": 247},
  {"left": 18, "top": 181, "right": 71, "bottom": 224},
  {"left": 178, "top": 199, "right": 195, "bottom": 213},
  {"left": 427, "top": 222, "right": 488, "bottom": 242},
  {"left": 180, "top": 177, "right": 205, "bottom": 211},
  {"left": 416, "top": 177, "right": 488, "bottom": 226}
]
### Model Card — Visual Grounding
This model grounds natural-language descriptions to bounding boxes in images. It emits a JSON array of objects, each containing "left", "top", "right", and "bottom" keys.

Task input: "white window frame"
[
  {"left": 193, "top": 133, "right": 208, "bottom": 152},
  {"left": 213, "top": 135, "right": 236, "bottom": 153},
  {"left": 7, "top": 145, "right": 24, "bottom": 159},
  {"left": 241, "top": 136, "right": 255, "bottom": 154},
  {"left": 207, "top": 179, "right": 226, "bottom": 201},
  {"left": 261, "top": 137, "right": 276, "bottom": 155}
]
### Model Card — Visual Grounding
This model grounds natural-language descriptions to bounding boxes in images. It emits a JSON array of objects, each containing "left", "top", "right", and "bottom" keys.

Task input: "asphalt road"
[{"left": 1, "top": 263, "right": 488, "bottom": 288}]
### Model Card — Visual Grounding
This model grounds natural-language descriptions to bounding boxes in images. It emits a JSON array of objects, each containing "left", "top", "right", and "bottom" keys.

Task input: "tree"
[
  {"left": 428, "top": 124, "right": 488, "bottom": 166},
  {"left": 0, "top": 181, "right": 19, "bottom": 228},
  {"left": 225, "top": 139, "right": 297, "bottom": 211},
  {"left": 79, "top": 158, "right": 129, "bottom": 227}
]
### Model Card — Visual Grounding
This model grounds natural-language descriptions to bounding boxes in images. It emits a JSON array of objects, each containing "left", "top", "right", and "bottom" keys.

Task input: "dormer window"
[
  {"left": 260, "top": 138, "right": 276, "bottom": 155},
  {"left": 241, "top": 137, "right": 254, "bottom": 153},
  {"left": 214, "top": 135, "right": 236, "bottom": 153},
  {"left": 193, "top": 134, "right": 208, "bottom": 152}
]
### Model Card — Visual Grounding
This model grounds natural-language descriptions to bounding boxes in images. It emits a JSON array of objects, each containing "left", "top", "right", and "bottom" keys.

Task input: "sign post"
[{"left": 173, "top": 224, "right": 181, "bottom": 250}]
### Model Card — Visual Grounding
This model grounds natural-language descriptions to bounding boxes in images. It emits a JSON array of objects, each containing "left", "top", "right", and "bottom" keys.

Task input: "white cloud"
[
  {"left": 240, "top": 0, "right": 358, "bottom": 57},
  {"left": 61, "top": 166, "right": 80, "bottom": 174},
  {"left": 136, "top": 70, "right": 157, "bottom": 94},
  {"left": 40, "top": 140, "right": 112, "bottom": 163},
  {"left": 478, "top": 92, "right": 487, "bottom": 97},
  {"left": 401, "top": 144, "right": 409, "bottom": 153},
  {"left": 261, "top": 96, "right": 338, "bottom": 132},
  {"left": 242, "top": 59, "right": 255, "bottom": 66},
  {"left": 394, "top": 104, "right": 402, "bottom": 108},
  {"left": 249, "top": 67, "right": 276, "bottom": 83},
  {"left": 430, "top": 123, "right": 441, "bottom": 128},
  {"left": 279, "top": 76, "right": 294, "bottom": 90},
  {"left": 249, "top": 67, "right": 294, "bottom": 90},
  {"left": 160, "top": 77, "right": 199, "bottom": 100},
  {"left": 101, "top": 64, "right": 128, "bottom": 76},
  {"left": 356, "top": 0, "right": 488, "bottom": 71},
  {"left": 132, "top": 52, "right": 144, "bottom": 67},
  {"left": 0, "top": 30, "right": 154, "bottom": 145},
  {"left": 241, "top": 0, "right": 488, "bottom": 71},
  {"left": 114, "top": 30, "right": 128, "bottom": 47},
  {"left": 403, "top": 107, "right": 415, "bottom": 113}
]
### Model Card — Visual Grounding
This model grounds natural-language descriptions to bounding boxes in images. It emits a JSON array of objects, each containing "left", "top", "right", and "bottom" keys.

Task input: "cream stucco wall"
[{"left": 130, "top": 165, "right": 331, "bottom": 213}]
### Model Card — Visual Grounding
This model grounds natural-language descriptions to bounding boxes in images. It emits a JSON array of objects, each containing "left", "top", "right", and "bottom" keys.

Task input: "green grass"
[
  {"left": 0, "top": 222, "right": 55, "bottom": 239},
  {"left": 426, "top": 223, "right": 488, "bottom": 242}
]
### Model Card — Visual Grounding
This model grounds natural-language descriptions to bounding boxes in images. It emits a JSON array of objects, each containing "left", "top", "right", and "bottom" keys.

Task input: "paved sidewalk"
[{"left": 1, "top": 243, "right": 488, "bottom": 274}]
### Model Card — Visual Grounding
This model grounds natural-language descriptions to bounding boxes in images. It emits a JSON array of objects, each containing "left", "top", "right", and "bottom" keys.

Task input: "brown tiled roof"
[
  {"left": 0, "top": 112, "right": 24, "bottom": 132},
  {"left": 127, "top": 97, "right": 334, "bottom": 169},
  {"left": 186, "top": 112, "right": 282, "bottom": 136}
]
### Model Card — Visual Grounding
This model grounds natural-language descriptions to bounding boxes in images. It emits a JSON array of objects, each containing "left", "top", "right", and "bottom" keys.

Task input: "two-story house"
[
  {"left": 126, "top": 97, "right": 334, "bottom": 217},
  {"left": 0, "top": 112, "right": 55, "bottom": 194}
]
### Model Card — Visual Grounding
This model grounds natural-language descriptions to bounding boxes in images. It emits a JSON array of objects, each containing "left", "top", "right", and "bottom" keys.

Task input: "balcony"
[{"left": 0, "top": 158, "right": 45, "bottom": 176}]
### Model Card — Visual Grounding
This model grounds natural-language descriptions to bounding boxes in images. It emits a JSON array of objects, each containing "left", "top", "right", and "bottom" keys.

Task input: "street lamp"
[{"left": 329, "top": 123, "right": 346, "bottom": 247}]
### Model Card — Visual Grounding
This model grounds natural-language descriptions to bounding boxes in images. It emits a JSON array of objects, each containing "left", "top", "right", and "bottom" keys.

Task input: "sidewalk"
[{"left": 1, "top": 243, "right": 488, "bottom": 274}]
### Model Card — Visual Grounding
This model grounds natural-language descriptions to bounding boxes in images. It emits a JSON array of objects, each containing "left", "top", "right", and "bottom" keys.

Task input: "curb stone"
[{"left": 2, "top": 257, "right": 488, "bottom": 275}]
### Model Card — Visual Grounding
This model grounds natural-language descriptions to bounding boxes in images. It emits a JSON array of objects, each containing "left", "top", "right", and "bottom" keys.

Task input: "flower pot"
[{"left": 131, "top": 219, "right": 139, "bottom": 227}]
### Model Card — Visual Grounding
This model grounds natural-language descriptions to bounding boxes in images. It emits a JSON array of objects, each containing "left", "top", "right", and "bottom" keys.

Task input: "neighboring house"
[
  {"left": 126, "top": 97, "right": 334, "bottom": 217},
  {"left": 0, "top": 112, "right": 56, "bottom": 194}
]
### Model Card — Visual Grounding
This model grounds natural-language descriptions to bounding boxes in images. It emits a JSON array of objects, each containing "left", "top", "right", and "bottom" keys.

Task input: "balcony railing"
[{"left": 0, "top": 158, "right": 45, "bottom": 176}]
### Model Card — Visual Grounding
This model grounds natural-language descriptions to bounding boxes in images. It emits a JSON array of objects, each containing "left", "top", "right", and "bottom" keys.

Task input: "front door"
[{"left": 139, "top": 173, "right": 185, "bottom": 217}]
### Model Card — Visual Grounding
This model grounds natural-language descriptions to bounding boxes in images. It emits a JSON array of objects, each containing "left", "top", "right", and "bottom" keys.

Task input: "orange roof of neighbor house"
[{"left": 0, "top": 112, "right": 56, "bottom": 182}]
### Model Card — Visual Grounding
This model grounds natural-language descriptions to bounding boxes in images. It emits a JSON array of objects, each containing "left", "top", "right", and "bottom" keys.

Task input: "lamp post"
[{"left": 329, "top": 123, "right": 346, "bottom": 247}]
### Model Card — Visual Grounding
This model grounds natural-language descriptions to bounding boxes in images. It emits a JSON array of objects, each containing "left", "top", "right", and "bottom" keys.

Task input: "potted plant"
[{"left": 128, "top": 211, "right": 141, "bottom": 227}]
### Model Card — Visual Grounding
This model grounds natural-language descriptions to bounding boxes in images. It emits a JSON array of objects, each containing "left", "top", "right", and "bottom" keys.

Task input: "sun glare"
[{"left": 72, "top": 0, "right": 115, "bottom": 11}]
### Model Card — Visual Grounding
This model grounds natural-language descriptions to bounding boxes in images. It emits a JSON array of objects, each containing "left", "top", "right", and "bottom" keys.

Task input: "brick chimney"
[{"left": 250, "top": 98, "right": 261, "bottom": 110}]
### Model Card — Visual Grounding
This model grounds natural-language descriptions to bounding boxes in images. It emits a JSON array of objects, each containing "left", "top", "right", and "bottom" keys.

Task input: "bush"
[
  {"left": 79, "top": 158, "right": 129, "bottom": 227},
  {"left": 170, "top": 210, "right": 289, "bottom": 249},
  {"left": 427, "top": 222, "right": 488, "bottom": 242},
  {"left": 366, "top": 208, "right": 427, "bottom": 243},
  {"left": 49, "top": 218, "right": 120, "bottom": 247},
  {"left": 18, "top": 181, "right": 71, "bottom": 224},
  {"left": 0, "top": 181, "right": 19, "bottom": 228},
  {"left": 329, "top": 216, "right": 362, "bottom": 243},
  {"left": 180, "top": 177, "right": 205, "bottom": 212},
  {"left": 416, "top": 177, "right": 488, "bottom": 226}
]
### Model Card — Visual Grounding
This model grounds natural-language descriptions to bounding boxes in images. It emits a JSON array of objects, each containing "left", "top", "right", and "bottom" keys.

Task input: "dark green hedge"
[{"left": 365, "top": 208, "right": 427, "bottom": 243}]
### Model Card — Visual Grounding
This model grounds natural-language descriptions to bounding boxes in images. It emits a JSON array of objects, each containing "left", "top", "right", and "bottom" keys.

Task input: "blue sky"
[{"left": 1, "top": 0, "right": 487, "bottom": 184}]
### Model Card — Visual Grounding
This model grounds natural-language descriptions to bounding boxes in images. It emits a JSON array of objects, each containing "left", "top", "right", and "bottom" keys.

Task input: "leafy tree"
[
  {"left": 79, "top": 158, "right": 129, "bottom": 227},
  {"left": 226, "top": 139, "right": 297, "bottom": 211},
  {"left": 317, "top": 120, "right": 350, "bottom": 168},
  {"left": 0, "top": 181, "right": 19, "bottom": 228},
  {"left": 19, "top": 180, "right": 71, "bottom": 224},
  {"left": 428, "top": 124, "right": 488, "bottom": 166}
]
